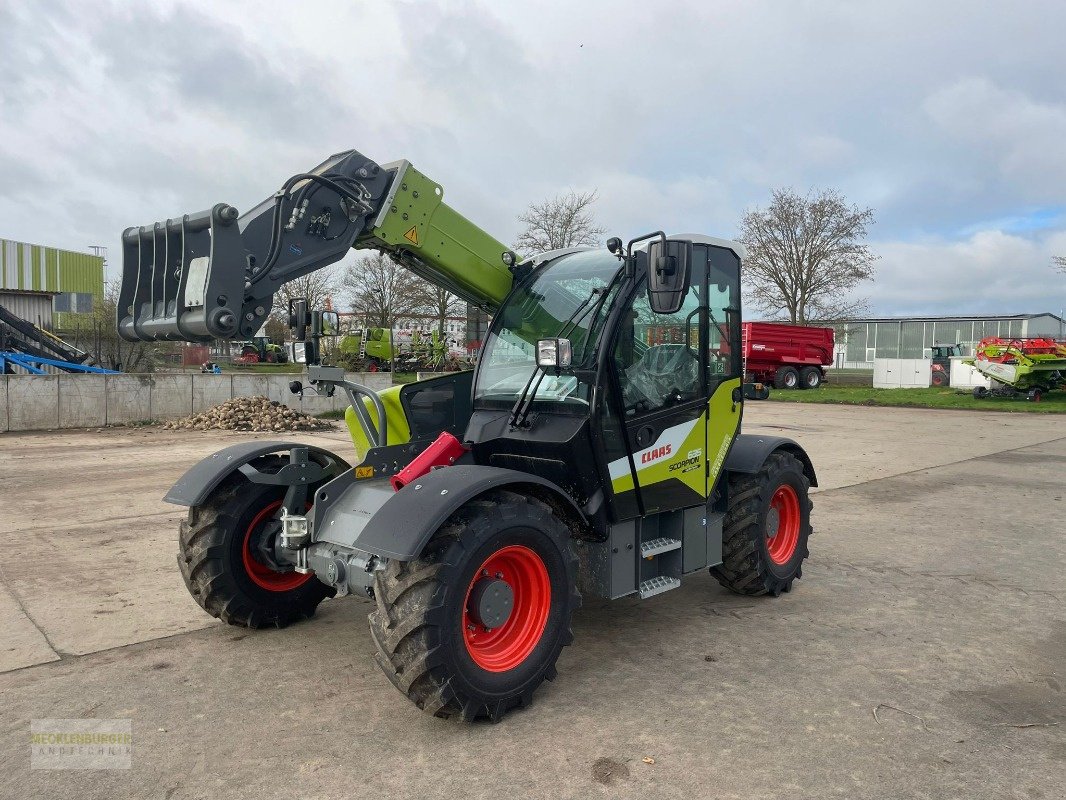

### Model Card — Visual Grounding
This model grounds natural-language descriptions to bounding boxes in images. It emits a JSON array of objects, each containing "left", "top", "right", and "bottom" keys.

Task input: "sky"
[{"left": 1, "top": 0, "right": 1064, "bottom": 317}]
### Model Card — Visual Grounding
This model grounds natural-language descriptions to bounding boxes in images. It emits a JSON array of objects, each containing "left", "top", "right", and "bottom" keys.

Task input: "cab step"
[
  {"left": 640, "top": 537, "right": 682, "bottom": 558},
  {"left": 638, "top": 575, "right": 682, "bottom": 599}
]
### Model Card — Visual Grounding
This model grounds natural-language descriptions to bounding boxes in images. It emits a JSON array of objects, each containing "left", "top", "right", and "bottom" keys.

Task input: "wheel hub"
[
  {"left": 253, "top": 519, "right": 286, "bottom": 571},
  {"left": 468, "top": 577, "right": 514, "bottom": 630},
  {"left": 242, "top": 500, "right": 313, "bottom": 592},
  {"left": 765, "top": 484, "right": 801, "bottom": 565},
  {"left": 462, "top": 545, "right": 551, "bottom": 672},
  {"left": 765, "top": 506, "right": 780, "bottom": 536}
]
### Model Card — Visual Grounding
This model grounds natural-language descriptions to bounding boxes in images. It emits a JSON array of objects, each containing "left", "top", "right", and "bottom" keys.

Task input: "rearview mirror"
[
  {"left": 646, "top": 239, "right": 692, "bottom": 314},
  {"left": 320, "top": 310, "right": 340, "bottom": 337}
]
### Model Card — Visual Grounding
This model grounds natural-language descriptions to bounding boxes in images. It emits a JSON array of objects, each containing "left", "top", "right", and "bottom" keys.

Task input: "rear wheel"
[
  {"left": 711, "top": 451, "right": 812, "bottom": 596},
  {"left": 369, "top": 490, "right": 579, "bottom": 722},
  {"left": 178, "top": 456, "right": 334, "bottom": 628},
  {"left": 774, "top": 366, "right": 800, "bottom": 390},
  {"left": 799, "top": 366, "right": 822, "bottom": 389}
]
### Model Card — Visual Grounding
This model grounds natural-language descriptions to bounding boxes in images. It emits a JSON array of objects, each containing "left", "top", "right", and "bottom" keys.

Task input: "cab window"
[
  {"left": 613, "top": 278, "right": 703, "bottom": 416},
  {"left": 704, "top": 245, "right": 741, "bottom": 384}
]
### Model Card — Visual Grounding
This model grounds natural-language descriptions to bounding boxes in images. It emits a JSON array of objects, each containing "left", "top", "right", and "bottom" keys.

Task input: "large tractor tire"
[
  {"left": 774, "top": 366, "right": 800, "bottom": 390},
  {"left": 178, "top": 456, "right": 334, "bottom": 628},
  {"left": 369, "top": 490, "right": 580, "bottom": 722},
  {"left": 711, "top": 451, "right": 812, "bottom": 596}
]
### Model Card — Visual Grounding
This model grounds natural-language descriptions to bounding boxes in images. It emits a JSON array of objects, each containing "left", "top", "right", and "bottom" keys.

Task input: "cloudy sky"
[{"left": 2, "top": 0, "right": 1064, "bottom": 316}]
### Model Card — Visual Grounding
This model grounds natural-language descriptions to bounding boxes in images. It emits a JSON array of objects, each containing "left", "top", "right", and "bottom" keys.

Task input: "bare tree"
[
  {"left": 262, "top": 314, "right": 289, "bottom": 344},
  {"left": 1053, "top": 255, "right": 1066, "bottom": 274},
  {"left": 68, "top": 280, "right": 163, "bottom": 371},
  {"left": 739, "top": 188, "right": 878, "bottom": 323},
  {"left": 514, "top": 190, "right": 606, "bottom": 255},
  {"left": 342, "top": 251, "right": 424, "bottom": 328},
  {"left": 414, "top": 284, "right": 464, "bottom": 335},
  {"left": 275, "top": 267, "right": 342, "bottom": 319}
]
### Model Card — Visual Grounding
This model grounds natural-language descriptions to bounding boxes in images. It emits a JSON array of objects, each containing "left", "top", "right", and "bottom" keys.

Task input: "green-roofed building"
[{"left": 0, "top": 237, "right": 105, "bottom": 329}]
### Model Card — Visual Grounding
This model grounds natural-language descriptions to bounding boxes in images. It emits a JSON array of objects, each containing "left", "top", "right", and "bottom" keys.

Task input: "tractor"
[
  {"left": 234, "top": 335, "right": 288, "bottom": 365},
  {"left": 118, "top": 150, "right": 816, "bottom": 721},
  {"left": 929, "top": 343, "right": 962, "bottom": 387}
]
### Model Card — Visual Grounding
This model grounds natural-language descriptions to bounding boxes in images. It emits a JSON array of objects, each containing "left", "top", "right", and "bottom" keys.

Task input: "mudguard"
[
  {"left": 164, "top": 440, "right": 350, "bottom": 506},
  {"left": 316, "top": 465, "right": 584, "bottom": 562},
  {"left": 724, "top": 434, "right": 818, "bottom": 487}
]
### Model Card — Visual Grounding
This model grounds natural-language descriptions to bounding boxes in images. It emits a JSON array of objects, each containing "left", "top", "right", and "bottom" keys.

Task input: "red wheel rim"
[
  {"left": 241, "top": 500, "right": 313, "bottom": 592},
  {"left": 766, "top": 484, "right": 801, "bottom": 565},
  {"left": 463, "top": 545, "right": 551, "bottom": 672}
]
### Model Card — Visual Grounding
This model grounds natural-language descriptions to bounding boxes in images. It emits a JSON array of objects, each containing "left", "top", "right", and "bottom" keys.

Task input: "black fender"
[
  {"left": 354, "top": 465, "right": 586, "bottom": 561},
  {"left": 724, "top": 434, "right": 818, "bottom": 487},
  {"left": 164, "top": 440, "right": 350, "bottom": 506}
]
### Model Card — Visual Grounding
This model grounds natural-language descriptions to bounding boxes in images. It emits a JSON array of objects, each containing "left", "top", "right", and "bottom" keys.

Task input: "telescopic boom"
[{"left": 117, "top": 150, "right": 516, "bottom": 343}]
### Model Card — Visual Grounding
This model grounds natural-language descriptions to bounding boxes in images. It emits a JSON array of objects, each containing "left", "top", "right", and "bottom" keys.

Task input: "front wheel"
[
  {"left": 178, "top": 457, "right": 334, "bottom": 628},
  {"left": 711, "top": 452, "right": 813, "bottom": 596},
  {"left": 368, "top": 490, "right": 579, "bottom": 722}
]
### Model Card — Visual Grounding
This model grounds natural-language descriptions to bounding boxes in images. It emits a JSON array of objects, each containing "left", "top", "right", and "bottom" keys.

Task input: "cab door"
[
  {"left": 701, "top": 243, "right": 744, "bottom": 495},
  {"left": 605, "top": 267, "right": 709, "bottom": 515}
]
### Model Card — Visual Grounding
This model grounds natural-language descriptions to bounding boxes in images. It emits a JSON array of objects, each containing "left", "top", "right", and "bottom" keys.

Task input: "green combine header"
[{"left": 968, "top": 337, "right": 1066, "bottom": 402}]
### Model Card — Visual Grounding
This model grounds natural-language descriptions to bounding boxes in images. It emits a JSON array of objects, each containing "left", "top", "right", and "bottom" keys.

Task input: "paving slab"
[
  {"left": 103, "top": 374, "right": 153, "bottom": 425},
  {"left": 149, "top": 374, "right": 193, "bottom": 421},
  {"left": 57, "top": 374, "right": 106, "bottom": 428},
  {"left": 6, "top": 374, "right": 58, "bottom": 430},
  {"left": 0, "top": 375, "right": 8, "bottom": 432},
  {"left": 0, "top": 579, "right": 59, "bottom": 672},
  {"left": 191, "top": 374, "right": 233, "bottom": 413},
  {"left": 745, "top": 401, "right": 1066, "bottom": 490}
]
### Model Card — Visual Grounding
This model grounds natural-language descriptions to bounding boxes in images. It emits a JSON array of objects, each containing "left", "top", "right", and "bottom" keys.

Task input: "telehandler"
[{"left": 118, "top": 149, "right": 816, "bottom": 721}]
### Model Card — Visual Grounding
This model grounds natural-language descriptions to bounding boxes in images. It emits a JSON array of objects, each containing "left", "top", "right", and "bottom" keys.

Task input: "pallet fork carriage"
[{"left": 120, "top": 149, "right": 817, "bottom": 721}]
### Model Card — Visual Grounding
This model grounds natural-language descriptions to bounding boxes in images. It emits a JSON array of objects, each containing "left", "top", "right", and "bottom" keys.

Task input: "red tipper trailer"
[{"left": 743, "top": 322, "right": 835, "bottom": 389}]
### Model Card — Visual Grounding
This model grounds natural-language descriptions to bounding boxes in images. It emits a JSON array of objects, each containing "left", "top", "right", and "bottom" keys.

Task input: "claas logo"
[{"left": 641, "top": 444, "right": 672, "bottom": 464}]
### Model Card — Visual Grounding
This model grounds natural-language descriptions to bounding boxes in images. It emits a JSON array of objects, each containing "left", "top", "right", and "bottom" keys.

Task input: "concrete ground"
[{"left": 1, "top": 404, "right": 1063, "bottom": 799}]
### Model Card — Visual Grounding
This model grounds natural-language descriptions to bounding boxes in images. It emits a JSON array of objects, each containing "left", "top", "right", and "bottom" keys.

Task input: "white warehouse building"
[{"left": 835, "top": 313, "right": 1065, "bottom": 369}]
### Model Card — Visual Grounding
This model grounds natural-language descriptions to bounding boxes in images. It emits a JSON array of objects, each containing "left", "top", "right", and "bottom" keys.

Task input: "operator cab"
[{"left": 466, "top": 235, "right": 744, "bottom": 536}]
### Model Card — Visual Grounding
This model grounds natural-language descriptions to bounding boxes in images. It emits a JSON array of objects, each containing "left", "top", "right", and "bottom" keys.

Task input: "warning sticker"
[{"left": 403, "top": 226, "right": 419, "bottom": 245}]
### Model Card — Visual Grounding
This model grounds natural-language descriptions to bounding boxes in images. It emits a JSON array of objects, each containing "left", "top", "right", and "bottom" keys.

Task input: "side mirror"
[
  {"left": 289, "top": 341, "right": 307, "bottom": 364},
  {"left": 288, "top": 298, "right": 308, "bottom": 340},
  {"left": 320, "top": 310, "right": 340, "bottom": 337},
  {"left": 646, "top": 239, "right": 692, "bottom": 314}
]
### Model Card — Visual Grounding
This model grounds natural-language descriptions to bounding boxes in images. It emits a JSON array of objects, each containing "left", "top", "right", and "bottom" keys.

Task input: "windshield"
[{"left": 474, "top": 250, "right": 622, "bottom": 406}]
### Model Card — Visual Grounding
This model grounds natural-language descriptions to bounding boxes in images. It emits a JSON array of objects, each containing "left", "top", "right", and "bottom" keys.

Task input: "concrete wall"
[{"left": 0, "top": 372, "right": 392, "bottom": 432}]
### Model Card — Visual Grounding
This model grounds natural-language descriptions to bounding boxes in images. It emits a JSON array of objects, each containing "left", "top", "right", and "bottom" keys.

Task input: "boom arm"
[{"left": 117, "top": 150, "right": 516, "bottom": 342}]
